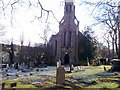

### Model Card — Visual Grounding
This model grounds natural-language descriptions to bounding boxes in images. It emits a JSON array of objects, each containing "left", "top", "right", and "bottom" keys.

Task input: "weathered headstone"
[
  {"left": 7, "top": 64, "right": 9, "bottom": 68},
  {"left": 87, "top": 57, "right": 90, "bottom": 66},
  {"left": 14, "top": 63, "right": 18, "bottom": 69},
  {"left": 36, "top": 69, "right": 39, "bottom": 71},
  {"left": 21, "top": 69, "right": 32, "bottom": 72},
  {"left": 104, "top": 67, "right": 106, "bottom": 71},
  {"left": 56, "top": 66, "right": 65, "bottom": 84},
  {"left": 2, "top": 83, "right": 6, "bottom": 89},
  {"left": 30, "top": 73, "right": 33, "bottom": 75},
  {"left": 11, "top": 83, "right": 17, "bottom": 87},
  {"left": 5, "top": 69, "right": 8, "bottom": 72},
  {"left": 110, "top": 59, "right": 120, "bottom": 72},
  {"left": 6, "top": 73, "right": 17, "bottom": 76},
  {"left": 32, "top": 79, "right": 42, "bottom": 82},
  {"left": 56, "top": 60, "right": 61, "bottom": 68},
  {"left": 70, "top": 64, "right": 74, "bottom": 73}
]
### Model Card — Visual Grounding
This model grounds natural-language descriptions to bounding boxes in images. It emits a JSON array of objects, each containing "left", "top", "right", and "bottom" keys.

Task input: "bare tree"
[
  {"left": 0, "top": 24, "right": 5, "bottom": 36},
  {"left": 98, "top": 43, "right": 111, "bottom": 59},
  {"left": 19, "top": 33, "right": 24, "bottom": 64},
  {"left": 0, "top": 0, "right": 58, "bottom": 25},
  {"left": 96, "top": 1, "right": 120, "bottom": 58},
  {"left": 8, "top": 40, "right": 14, "bottom": 67},
  {"left": 103, "top": 33, "right": 111, "bottom": 57},
  {"left": 117, "top": 2, "right": 120, "bottom": 58},
  {"left": 39, "top": 22, "right": 51, "bottom": 46},
  {"left": 20, "top": 33, "right": 24, "bottom": 46},
  {"left": 82, "top": 0, "right": 120, "bottom": 58}
]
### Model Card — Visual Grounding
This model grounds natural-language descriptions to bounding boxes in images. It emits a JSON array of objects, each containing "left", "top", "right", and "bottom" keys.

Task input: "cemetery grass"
[{"left": 1, "top": 65, "right": 120, "bottom": 89}]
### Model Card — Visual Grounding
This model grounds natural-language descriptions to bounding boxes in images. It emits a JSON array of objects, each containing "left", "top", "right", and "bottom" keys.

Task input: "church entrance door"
[{"left": 64, "top": 53, "right": 70, "bottom": 65}]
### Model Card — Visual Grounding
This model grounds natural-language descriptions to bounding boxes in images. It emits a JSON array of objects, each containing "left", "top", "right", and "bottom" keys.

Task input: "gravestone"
[
  {"left": 2, "top": 83, "right": 6, "bottom": 89},
  {"left": 56, "top": 66, "right": 65, "bottom": 84},
  {"left": 36, "top": 69, "right": 39, "bottom": 71},
  {"left": 56, "top": 60, "right": 61, "bottom": 68},
  {"left": 6, "top": 69, "right": 8, "bottom": 72},
  {"left": 104, "top": 67, "right": 106, "bottom": 71},
  {"left": 110, "top": 59, "right": 120, "bottom": 72},
  {"left": 70, "top": 64, "right": 74, "bottom": 73},
  {"left": 11, "top": 83, "right": 17, "bottom": 87},
  {"left": 6, "top": 73, "right": 17, "bottom": 76},
  {"left": 7, "top": 64, "right": 9, "bottom": 68},
  {"left": 21, "top": 69, "right": 32, "bottom": 72},
  {"left": 14, "top": 63, "right": 18, "bottom": 69},
  {"left": 32, "top": 79, "right": 42, "bottom": 82},
  {"left": 30, "top": 73, "right": 33, "bottom": 75}
]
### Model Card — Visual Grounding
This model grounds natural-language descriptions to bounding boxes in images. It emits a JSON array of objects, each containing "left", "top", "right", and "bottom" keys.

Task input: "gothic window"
[
  {"left": 70, "top": 5, "right": 72, "bottom": 12},
  {"left": 68, "top": 31, "right": 72, "bottom": 46},
  {"left": 63, "top": 31, "right": 66, "bottom": 46},
  {"left": 55, "top": 40, "right": 57, "bottom": 56}
]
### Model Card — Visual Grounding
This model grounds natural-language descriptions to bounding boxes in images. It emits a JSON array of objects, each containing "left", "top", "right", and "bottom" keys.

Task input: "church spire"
[
  {"left": 64, "top": 0, "right": 75, "bottom": 14},
  {"left": 59, "top": 0, "right": 79, "bottom": 26},
  {"left": 63, "top": 0, "right": 75, "bottom": 23}
]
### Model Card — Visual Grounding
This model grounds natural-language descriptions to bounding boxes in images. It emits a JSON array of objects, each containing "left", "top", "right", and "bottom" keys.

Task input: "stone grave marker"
[
  {"left": 56, "top": 59, "right": 61, "bottom": 68},
  {"left": 70, "top": 64, "right": 74, "bottom": 73},
  {"left": 6, "top": 73, "right": 17, "bottom": 76},
  {"left": 2, "top": 83, "right": 6, "bottom": 89},
  {"left": 36, "top": 69, "right": 39, "bottom": 71},
  {"left": 110, "top": 59, "right": 120, "bottom": 72},
  {"left": 11, "top": 83, "right": 17, "bottom": 88},
  {"left": 32, "top": 79, "right": 42, "bottom": 82},
  {"left": 56, "top": 66, "right": 65, "bottom": 85},
  {"left": 5, "top": 69, "right": 8, "bottom": 72},
  {"left": 104, "top": 67, "right": 106, "bottom": 71}
]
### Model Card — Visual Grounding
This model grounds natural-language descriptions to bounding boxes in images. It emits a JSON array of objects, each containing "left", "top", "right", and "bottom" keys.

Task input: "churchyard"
[
  {"left": 0, "top": 0, "right": 120, "bottom": 89},
  {"left": 1, "top": 65, "right": 120, "bottom": 89}
]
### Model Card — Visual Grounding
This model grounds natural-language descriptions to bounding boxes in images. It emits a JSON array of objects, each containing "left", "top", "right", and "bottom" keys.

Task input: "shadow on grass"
[{"left": 66, "top": 69, "right": 120, "bottom": 88}]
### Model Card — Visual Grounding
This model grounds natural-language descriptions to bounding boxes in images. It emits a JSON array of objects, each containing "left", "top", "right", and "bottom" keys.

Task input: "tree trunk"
[
  {"left": 114, "top": 30, "right": 118, "bottom": 58},
  {"left": 118, "top": 4, "right": 120, "bottom": 59},
  {"left": 118, "top": 29, "right": 120, "bottom": 58},
  {"left": 109, "top": 32, "right": 114, "bottom": 58}
]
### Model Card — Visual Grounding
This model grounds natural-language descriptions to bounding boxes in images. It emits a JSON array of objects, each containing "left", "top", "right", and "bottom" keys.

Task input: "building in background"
[{"left": 49, "top": 0, "right": 84, "bottom": 65}]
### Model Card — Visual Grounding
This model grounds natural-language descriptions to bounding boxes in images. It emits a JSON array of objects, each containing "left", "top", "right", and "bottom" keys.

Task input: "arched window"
[
  {"left": 55, "top": 40, "right": 57, "bottom": 56},
  {"left": 70, "top": 5, "right": 72, "bottom": 12},
  {"left": 63, "top": 32, "right": 66, "bottom": 46},
  {"left": 68, "top": 31, "right": 72, "bottom": 46}
]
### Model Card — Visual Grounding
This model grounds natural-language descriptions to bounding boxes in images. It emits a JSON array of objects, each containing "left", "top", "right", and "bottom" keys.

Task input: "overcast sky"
[{"left": 0, "top": 0, "right": 105, "bottom": 45}]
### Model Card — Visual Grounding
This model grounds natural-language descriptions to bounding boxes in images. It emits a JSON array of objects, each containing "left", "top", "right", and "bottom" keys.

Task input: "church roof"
[{"left": 49, "top": 34, "right": 56, "bottom": 41}]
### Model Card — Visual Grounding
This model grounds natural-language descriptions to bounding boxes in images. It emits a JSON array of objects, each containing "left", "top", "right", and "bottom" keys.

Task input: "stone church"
[{"left": 49, "top": 0, "right": 83, "bottom": 65}]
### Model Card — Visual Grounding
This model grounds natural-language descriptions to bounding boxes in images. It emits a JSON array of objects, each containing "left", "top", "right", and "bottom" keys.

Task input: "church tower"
[{"left": 49, "top": 0, "right": 80, "bottom": 65}]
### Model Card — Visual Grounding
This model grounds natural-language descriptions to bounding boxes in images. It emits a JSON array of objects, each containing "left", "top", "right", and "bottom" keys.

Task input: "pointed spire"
[{"left": 64, "top": 0, "right": 75, "bottom": 13}]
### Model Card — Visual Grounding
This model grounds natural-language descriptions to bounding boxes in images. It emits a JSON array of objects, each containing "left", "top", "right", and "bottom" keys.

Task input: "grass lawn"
[{"left": 1, "top": 65, "right": 120, "bottom": 89}]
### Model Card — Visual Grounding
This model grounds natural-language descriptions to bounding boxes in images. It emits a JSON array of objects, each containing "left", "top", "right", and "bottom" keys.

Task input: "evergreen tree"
[
  {"left": 78, "top": 26, "right": 97, "bottom": 65},
  {"left": 9, "top": 41, "right": 14, "bottom": 67}
]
